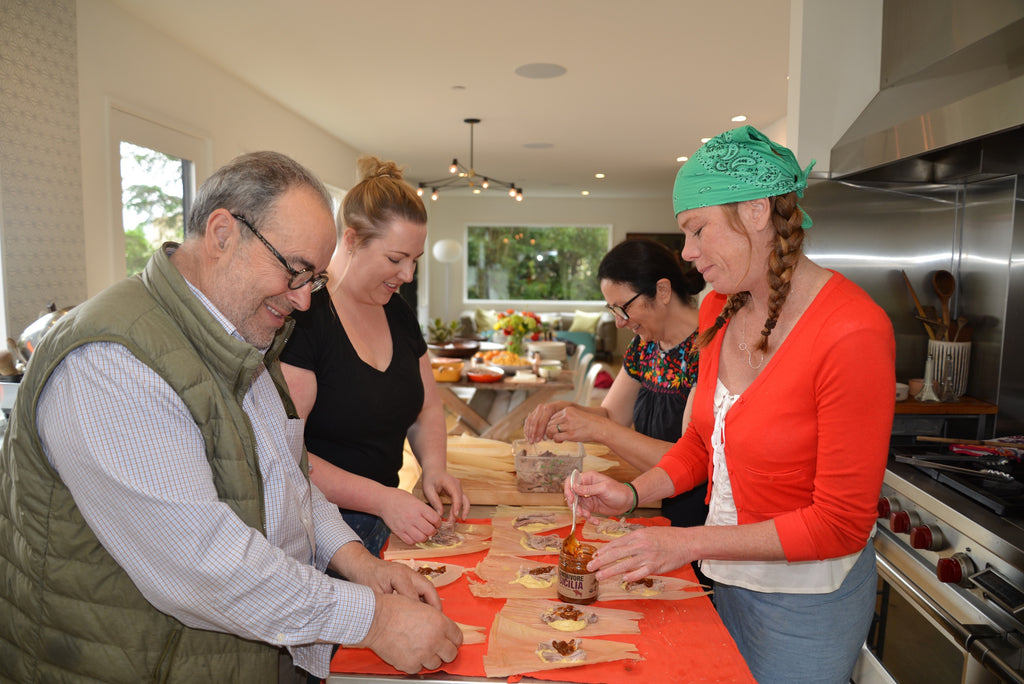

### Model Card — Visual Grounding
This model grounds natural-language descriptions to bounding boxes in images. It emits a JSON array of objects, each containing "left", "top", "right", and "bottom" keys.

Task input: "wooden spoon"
[
  {"left": 933, "top": 270, "right": 956, "bottom": 339},
  {"left": 901, "top": 270, "right": 935, "bottom": 340},
  {"left": 952, "top": 315, "right": 968, "bottom": 342}
]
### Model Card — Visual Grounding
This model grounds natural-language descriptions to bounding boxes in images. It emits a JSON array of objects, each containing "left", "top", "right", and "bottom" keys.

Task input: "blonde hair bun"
[{"left": 357, "top": 155, "right": 404, "bottom": 182}]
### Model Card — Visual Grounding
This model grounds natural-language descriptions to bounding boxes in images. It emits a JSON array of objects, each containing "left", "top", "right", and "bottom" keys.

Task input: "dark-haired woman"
[
  {"left": 524, "top": 238, "right": 707, "bottom": 531},
  {"left": 567, "top": 126, "right": 895, "bottom": 683}
]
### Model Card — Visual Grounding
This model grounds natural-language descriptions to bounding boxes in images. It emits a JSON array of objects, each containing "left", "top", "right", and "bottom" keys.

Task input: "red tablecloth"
[{"left": 331, "top": 518, "right": 754, "bottom": 683}]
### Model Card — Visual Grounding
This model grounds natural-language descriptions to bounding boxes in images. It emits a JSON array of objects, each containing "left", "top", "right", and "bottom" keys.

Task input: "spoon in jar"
[{"left": 565, "top": 469, "right": 581, "bottom": 552}]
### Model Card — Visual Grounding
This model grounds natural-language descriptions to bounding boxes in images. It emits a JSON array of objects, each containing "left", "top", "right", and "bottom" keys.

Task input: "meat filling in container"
[{"left": 513, "top": 439, "right": 584, "bottom": 493}]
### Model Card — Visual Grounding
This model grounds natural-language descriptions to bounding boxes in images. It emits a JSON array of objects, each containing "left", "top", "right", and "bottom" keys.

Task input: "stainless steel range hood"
[
  {"left": 830, "top": 2, "right": 1024, "bottom": 181},
  {"left": 806, "top": 2, "right": 1024, "bottom": 437}
]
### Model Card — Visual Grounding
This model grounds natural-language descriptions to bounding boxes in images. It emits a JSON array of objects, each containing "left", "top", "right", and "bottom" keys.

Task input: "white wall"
[
  {"left": 787, "top": 0, "right": 884, "bottom": 172},
  {"left": 76, "top": 0, "right": 362, "bottom": 297}
]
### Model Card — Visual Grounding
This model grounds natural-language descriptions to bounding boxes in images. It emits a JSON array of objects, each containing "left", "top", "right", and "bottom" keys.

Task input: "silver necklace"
[{"left": 737, "top": 313, "right": 764, "bottom": 370}]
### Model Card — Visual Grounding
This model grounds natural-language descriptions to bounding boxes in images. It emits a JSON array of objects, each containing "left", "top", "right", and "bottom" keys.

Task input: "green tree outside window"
[
  {"left": 120, "top": 142, "right": 188, "bottom": 276},
  {"left": 466, "top": 225, "right": 609, "bottom": 301}
]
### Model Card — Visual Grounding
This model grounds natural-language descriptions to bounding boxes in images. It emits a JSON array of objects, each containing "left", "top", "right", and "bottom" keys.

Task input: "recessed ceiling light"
[
  {"left": 523, "top": 142, "right": 554, "bottom": 149},
  {"left": 514, "top": 63, "right": 567, "bottom": 79},
  {"left": 701, "top": 137, "right": 711, "bottom": 143},
  {"left": 676, "top": 156, "right": 689, "bottom": 163},
  {"left": 581, "top": 190, "right": 590, "bottom": 196},
  {"left": 594, "top": 173, "right": 605, "bottom": 179},
  {"left": 731, "top": 115, "right": 747, "bottom": 122}
]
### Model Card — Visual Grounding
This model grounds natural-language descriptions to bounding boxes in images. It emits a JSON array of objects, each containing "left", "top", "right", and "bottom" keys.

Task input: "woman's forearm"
[
  {"left": 405, "top": 403, "right": 449, "bottom": 477},
  {"left": 309, "top": 452, "right": 390, "bottom": 516},
  {"left": 593, "top": 423, "right": 674, "bottom": 471}
]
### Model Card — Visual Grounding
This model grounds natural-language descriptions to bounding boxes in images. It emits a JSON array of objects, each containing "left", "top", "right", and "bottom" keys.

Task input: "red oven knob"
[
  {"left": 889, "top": 510, "right": 920, "bottom": 534},
  {"left": 910, "top": 525, "right": 944, "bottom": 551},
  {"left": 877, "top": 497, "right": 902, "bottom": 519},
  {"left": 936, "top": 553, "right": 976, "bottom": 587}
]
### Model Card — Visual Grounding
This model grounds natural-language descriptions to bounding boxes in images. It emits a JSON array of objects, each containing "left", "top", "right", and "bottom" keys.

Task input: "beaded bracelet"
[{"left": 623, "top": 482, "right": 639, "bottom": 517}]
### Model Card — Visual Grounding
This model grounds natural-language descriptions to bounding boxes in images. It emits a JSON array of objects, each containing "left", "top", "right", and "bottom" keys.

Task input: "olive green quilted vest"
[{"left": 0, "top": 246, "right": 301, "bottom": 683}]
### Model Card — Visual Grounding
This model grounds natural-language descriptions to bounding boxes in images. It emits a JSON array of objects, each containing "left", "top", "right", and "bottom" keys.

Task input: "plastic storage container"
[{"left": 512, "top": 439, "right": 584, "bottom": 493}]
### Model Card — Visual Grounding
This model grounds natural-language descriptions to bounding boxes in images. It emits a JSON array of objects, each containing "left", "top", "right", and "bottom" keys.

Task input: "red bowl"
[{"left": 467, "top": 366, "right": 504, "bottom": 383}]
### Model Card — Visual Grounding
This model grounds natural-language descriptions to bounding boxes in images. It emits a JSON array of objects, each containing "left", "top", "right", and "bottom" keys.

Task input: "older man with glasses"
[{"left": 0, "top": 151, "right": 461, "bottom": 683}]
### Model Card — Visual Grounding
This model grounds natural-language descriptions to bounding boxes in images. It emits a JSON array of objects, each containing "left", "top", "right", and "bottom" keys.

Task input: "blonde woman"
[{"left": 281, "top": 157, "right": 469, "bottom": 557}]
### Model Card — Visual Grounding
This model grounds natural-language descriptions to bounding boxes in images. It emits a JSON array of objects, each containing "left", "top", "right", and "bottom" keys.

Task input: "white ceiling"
[{"left": 108, "top": 0, "right": 792, "bottom": 199}]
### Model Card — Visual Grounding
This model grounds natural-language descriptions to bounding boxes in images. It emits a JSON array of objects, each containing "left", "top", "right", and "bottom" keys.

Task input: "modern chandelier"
[{"left": 417, "top": 118, "right": 523, "bottom": 201}]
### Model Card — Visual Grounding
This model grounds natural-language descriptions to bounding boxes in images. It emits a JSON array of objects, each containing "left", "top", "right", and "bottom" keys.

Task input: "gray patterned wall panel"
[{"left": 0, "top": 0, "right": 87, "bottom": 337}]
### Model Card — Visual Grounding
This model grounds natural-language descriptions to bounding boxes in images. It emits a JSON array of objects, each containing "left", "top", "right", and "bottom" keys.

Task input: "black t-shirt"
[{"left": 280, "top": 290, "right": 427, "bottom": 488}]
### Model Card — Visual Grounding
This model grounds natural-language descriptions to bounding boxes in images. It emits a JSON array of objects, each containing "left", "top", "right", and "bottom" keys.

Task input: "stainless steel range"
[{"left": 867, "top": 449, "right": 1024, "bottom": 683}]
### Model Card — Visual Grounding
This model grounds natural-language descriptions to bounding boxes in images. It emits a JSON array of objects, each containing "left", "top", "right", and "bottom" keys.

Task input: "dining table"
[{"left": 437, "top": 371, "right": 575, "bottom": 442}]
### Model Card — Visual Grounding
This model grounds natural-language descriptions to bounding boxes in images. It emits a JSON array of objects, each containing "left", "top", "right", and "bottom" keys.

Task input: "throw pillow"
[
  {"left": 474, "top": 308, "right": 498, "bottom": 334},
  {"left": 569, "top": 310, "right": 602, "bottom": 335}
]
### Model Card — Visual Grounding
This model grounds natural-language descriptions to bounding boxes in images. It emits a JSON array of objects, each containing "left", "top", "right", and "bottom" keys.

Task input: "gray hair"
[{"left": 187, "top": 151, "right": 334, "bottom": 237}]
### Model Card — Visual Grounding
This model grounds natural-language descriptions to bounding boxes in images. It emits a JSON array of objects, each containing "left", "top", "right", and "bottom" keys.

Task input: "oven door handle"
[{"left": 877, "top": 553, "right": 1024, "bottom": 684}]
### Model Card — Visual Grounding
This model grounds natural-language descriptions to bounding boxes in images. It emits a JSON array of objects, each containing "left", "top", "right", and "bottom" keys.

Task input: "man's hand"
[
  {"left": 357, "top": 592, "right": 462, "bottom": 674},
  {"left": 334, "top": 542, "right": 442, "bottom": 609}
]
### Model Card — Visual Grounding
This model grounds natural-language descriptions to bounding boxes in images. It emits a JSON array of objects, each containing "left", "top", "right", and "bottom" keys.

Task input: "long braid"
[
  {"left": 696, "top": 292, "right": 750, "bottom": 350},
  {"left": 756, "top": 193, "right": 805, "bottom": 353}
]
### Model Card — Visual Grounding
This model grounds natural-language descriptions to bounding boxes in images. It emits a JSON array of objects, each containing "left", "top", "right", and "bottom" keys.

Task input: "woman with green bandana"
[{"left": 567, "top": 126, "right": 895, "bottom": 683}]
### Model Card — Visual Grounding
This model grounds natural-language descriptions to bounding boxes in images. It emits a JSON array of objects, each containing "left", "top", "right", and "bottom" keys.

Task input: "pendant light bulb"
[{"left": 421, "top": 119, "right": 521, "bottom": 199}]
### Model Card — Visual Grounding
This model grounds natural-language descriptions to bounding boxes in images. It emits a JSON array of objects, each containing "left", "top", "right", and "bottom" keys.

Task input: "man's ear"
[{"left": 206, "top": 209, "right": 237, "bottom": 253}]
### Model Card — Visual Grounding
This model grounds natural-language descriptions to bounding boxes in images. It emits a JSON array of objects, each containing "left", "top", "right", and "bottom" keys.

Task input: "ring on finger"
[{"left": 556, "top": 424, "right": 563, "bottom": 433}]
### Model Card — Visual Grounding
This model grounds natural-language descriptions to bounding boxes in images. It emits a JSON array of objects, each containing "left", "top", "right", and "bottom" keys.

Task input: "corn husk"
[
  {"left": 389, "top": 559, "right": 465, "bottom": 589},
  {"left": 498, "top": 599, "right": 642, "bottom": 636},
  {"left": 492, "top": 505, "right": 573, "bottom": 533},
  {"left": 482, "top": 614, "right": 641, "bottom": 678},
  {"left": 457, "top": 621, "right": 486, "bottom": 645},
  {"left": 469, "top": 552, "right": 559, "bottom": 599},
  {"left": 489, "top": 525, "right": 569, "bottom": 557},
  {"left": 582, "top": 516, "right": 646, "bottom": 541},
  {"left": 382, "top": 523, "right": 491, "bottom": 560},
  {"left": 597, "top": 574, "right": 710, "bottom": 601}
]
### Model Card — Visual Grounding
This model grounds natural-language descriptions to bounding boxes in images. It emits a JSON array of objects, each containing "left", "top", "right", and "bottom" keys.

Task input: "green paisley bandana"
[{"left": 672, "top": 125, "right": 815, "bottom": 228}]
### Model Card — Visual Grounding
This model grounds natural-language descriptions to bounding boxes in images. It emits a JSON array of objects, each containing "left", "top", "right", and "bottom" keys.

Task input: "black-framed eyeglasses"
[
  {"left": 232, "top": 214, "right": 328, "bottom": 293},
  {"left": 605, "top": 291, "right": 644, "bottom": 321}
]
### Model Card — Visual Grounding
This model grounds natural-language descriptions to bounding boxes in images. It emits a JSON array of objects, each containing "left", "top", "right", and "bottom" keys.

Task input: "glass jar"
[{"left": 557, "top": 538, "right": 598, "bottom": 604}]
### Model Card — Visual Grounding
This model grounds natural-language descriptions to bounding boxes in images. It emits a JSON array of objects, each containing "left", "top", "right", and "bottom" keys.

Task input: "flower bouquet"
[{"left": 494, "top": 310, "right": 542, "bottom": 356}]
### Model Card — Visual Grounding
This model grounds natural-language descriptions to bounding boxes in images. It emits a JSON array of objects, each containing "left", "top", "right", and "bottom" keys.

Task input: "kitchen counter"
[{"left": 893, "top": 395, "right": 997, "bottom": 440}]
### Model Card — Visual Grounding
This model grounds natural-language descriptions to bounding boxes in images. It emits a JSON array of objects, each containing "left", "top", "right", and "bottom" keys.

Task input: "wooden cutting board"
[{"left": 430, "top": 434, "right": 651, "bottom": 507}]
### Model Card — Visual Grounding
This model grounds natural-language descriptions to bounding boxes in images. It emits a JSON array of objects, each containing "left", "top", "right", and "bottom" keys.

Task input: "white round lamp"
[
  {"left": 432, "top": 239, "right": 462, "bottom": 320},
  {"left": 432, "top": 239, "right": 462, "bottom": 264}
]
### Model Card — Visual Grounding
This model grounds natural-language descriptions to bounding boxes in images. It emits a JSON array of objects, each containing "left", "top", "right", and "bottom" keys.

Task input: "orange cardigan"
[{"left": 658, "top": 273, "right": 895, "bottom": 562}]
